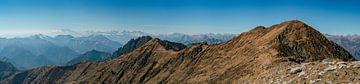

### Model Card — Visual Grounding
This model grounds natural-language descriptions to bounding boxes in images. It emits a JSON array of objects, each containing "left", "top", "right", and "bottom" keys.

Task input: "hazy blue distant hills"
[
  {"left": 326, "top": 34, "right": 360, "bottom": 60},
  {"left": 45, "top": 34, "right": 123, "bottom": 54},
  {"left": 156, "top": 33, "right": 235, "bottom": 45},
  {"left": 66, "top": 50, "right": 111, "bottom": 65},
  {"left": 0, "top": 57, "right": 25, "bottom": 70},
  {"left": 112, "top": 36, "right": 153, "bottom": 58},
  {"left": 0, "top": 30, "right": 236, "bottom": 69},
  {"left": 95, "top": 31, "right": 236, "bottom": 44},
  {"left": 0, "top": 61, "right": 17, "bottom": 80},
  {"left": 46, "top": 29, "right": 236, "bottom": 45},
  {"left": 103, "top": 31, "right": 235, "bottom": 45},
  {"left": 0, "top": 36, "right": 78, "bottom": 69},
  {"left": 0, "top": 45, "right": 40, "bottom": 69},
  {"left": 94, "top": 30, "right": 152, "bottom": 44},
  {"left": 0, "top": 34, "right": 122, "bottom": 69}
]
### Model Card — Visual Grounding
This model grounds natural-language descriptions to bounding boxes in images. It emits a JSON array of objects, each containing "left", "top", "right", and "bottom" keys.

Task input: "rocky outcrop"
[{"left": 1, "top": 20, "right": 356, "bottom": 83}]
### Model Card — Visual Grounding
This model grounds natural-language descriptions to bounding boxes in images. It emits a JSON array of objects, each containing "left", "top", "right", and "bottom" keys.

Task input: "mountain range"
[
  {"left": 0, "top": 31, "right": 234, "bottom": 70},
  {"left": 1, "top": 20, "right": 359, "bottom": 83},
  {"left": 0, "top": 61, "right": 17, "bottom": 80},
  {"left": 0, "top": 36, "right": 79, "bottom": 69},
  {"left": 44, "top": 34, "right": 122, "bottom": 54},
  {"left": 66, "top": 50, "right": 112, "bottom": 66},
  {"left": 43, "top": 29, "right": 236, "bottom": 45},
  {"left": 326, "top": 34, "right": 360, "bottom": 60}
]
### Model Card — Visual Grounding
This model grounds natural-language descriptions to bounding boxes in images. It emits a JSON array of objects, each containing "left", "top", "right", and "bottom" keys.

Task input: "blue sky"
[{"left": 0, "top": 0, "right": 359, "bottom": 35}]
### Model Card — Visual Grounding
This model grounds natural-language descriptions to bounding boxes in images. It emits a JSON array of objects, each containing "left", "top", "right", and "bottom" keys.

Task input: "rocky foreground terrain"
[
  {"left": 1, "top": 20, "right": 360, "bottom": 84},
  {"left": 263, "top": 60, "right": 360, "bottom": 83}
]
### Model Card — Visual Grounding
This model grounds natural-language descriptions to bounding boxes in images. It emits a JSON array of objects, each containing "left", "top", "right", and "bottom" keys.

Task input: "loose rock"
[{"left": 290, "top": 67, "right": 303, "bottom": 74}]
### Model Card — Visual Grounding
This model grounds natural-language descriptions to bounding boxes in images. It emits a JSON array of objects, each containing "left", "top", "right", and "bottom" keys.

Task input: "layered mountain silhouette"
[
  {"left": 326, "top": 34, "right": 360, "bottom": 59},
  {"left": 0, "top": 20, "right": 356, "bottom": 83},
  {"left": 0, "top": 37, "right": 78, "bottom": 69},
  {"left": 49, "top": 30, "right": 235, "bottom": 45},
  {"left": 0, "top": 34, "right": 124, "bottom": 69},
  {"left": 66, "top": 50, "right": 111, "bottom": 65},
  {"left": 156, "top": 33, "right": 234, "bottom": 44},
  {"left": 112, "top": 36, "right": 186, "bottom": 58},
  {"left": 0, "top": 61, "right": 17, "bottom": 80},
  {"left": 0, "top": 31, "right": 233, "bottom": 70},
  {"left": 45, "top": 34, "right": 123, "bottom": 54}
]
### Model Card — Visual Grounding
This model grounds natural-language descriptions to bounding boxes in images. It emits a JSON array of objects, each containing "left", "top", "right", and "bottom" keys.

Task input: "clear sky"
[{"left": 0, "top": 0, "right": 359, "bottom": 35}]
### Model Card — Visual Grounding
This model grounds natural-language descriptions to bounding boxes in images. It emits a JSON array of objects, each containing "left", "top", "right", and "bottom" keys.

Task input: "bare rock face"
[{"left": 0, "top": 20, "right": 356, "bottom": 84}]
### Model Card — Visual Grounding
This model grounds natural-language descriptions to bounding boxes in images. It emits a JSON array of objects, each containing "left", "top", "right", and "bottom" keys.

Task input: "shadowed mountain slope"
[
  {"left": 112, "top": 36, "right": 186, "bottom": 58},
  {"left": 0, "top": 61, "right": 17, "bottom": 80},
  {"left": 66, "top": 50, "right": 112, "bottom": 65}
]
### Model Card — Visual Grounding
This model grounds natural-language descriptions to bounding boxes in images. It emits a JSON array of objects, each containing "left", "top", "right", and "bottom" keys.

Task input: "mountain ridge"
[
  {"left": 112, "top": 36, "right": 187, "bottom": 58},
  {"left": 66, "top": 50, "right": 112, "bottom": 65},
  {"left": 1, "top": 20, "right": 356, "bottom": 83}
]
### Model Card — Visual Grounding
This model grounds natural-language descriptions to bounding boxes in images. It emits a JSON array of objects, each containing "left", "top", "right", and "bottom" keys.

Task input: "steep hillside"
[{"left": 1, "top": 20, "right": 356, "bottom": 83}]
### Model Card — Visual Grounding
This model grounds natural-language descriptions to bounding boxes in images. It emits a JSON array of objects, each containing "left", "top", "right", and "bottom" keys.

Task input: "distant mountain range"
[
  {"left": 42, "top": 29, "right": 236, "bottom": 45},
  {"left": 0, "top": 61, "right": 17, "bottom": 80},
  {"left": 0, "top": 31, "right": 235, "bottom": 70},
  {"left": 44, "top": 34, "right": 122, "bottom": 54},
  {"left": 0, "top": 34, "right": 122, "bottom": 69},
  {"left": 326, "top": 34, "right": 360, "bottom": 60},
  {"left": 0, "top": 36, "right": 79, "bottom": 69},
  {"left": 2, "top": 20, "right": 357, "bottom": 83},
  {"left": 66, "top": 50, "right": 111, "bottom": 65}
]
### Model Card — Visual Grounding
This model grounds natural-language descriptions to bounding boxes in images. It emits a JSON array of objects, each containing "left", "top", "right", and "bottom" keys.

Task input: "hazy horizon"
[
  {"left": 0, "top": 28, "right": 240, "bottom": 38},
  {"left": 1, "top": 0, "right": 360, "bottom": 36}
]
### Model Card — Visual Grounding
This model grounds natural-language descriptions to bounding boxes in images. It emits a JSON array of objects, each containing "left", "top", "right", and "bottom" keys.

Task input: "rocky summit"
[{"left": 1, "top": 20, "right": 358, "bottom": 84}]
